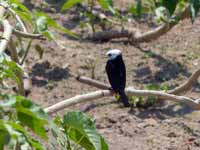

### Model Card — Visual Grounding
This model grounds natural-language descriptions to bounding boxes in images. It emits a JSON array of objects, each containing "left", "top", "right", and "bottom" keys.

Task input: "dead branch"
[
  {"left": 86, "top": 30, "right": 131, "bottom": 41},
  {"left": 73, "top": 67, "right": 200, "bottom": 95},
  {"left": 13, "top": 29, "right": 45, "bottom": 40},
  {"left": 87, "top": 5, "right": 190, "bottom": 43},
  {"left": 169, "top": 68, "right": 200, "bottom": 94},
  {"left": 45, "top": 90, "right": 110, "bottom": 114},
  {"left": 45, "top": 87, "right": 200, "bottom": 114},
  {"left": 75, "top": 75, "right": 110, "bottom": 90}
]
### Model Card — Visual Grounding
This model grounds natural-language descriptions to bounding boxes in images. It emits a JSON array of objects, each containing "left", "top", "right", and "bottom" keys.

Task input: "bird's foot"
[{"left": 108, "top": 88, "right": 116, "bottom": 96}]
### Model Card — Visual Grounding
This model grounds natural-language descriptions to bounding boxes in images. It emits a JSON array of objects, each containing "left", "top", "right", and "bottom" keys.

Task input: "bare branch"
[
  {"left": 8, "top": 7, "right": 27, "bottom": 32},
  {"left": 87, "top": 30, "right": 131, "bottom": 41},
  {"left": 13, "top": 29, "right": 45, "bottom": 40},
  {"left": 87, "top": 5, "right": 190, "bottom": 43},
  {"left": 45, "top": 87, "right": 200, "bottom": 114},
  {"left": 169, "top": 68, "right": 200, "bottom": 94},
  {"left": 75, "top": 75, "right": 110, "bottom": 90},
  {"left": 72, "top": 67, "right": 200, "bottom": 95},
  {"left": 45, "top": 90, "right": 110, "bottom": 114}
]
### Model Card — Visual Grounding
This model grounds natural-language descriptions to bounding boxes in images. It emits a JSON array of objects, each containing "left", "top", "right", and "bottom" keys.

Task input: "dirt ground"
[{"left": 24, "top": 1, "right": 200, "bottom": 150}]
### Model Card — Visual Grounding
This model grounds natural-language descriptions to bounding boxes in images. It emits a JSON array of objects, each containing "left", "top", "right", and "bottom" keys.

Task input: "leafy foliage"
[
  {"left": 0, "top": 1, "right": 108, "bottom": 149},
  {"left": 61, "top": 0, "right": 200, "bottom": 33},
  {"left": 129, "top": 84, "right": 169, "bottom": 108}
]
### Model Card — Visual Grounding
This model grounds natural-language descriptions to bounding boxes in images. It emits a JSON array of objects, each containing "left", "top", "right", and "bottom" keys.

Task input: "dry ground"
[{"left": 23, "top": 1, "right": 200, "bottom": 149}]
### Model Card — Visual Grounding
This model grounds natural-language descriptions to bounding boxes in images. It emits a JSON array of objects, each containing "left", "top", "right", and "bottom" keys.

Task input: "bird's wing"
[
  {"left": 106, "top": 60, "right": 125, "bottom": 91},
  {"left": 119, "top": 60, "right": 126, "bottom": 89},
  {"left": 106, "top": 61, "right": 117, "bottom": 90}
]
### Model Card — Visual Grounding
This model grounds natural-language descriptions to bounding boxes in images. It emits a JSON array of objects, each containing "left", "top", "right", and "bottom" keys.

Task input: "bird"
[{"left": 105, "top": 49, "right": 130, "bottom": 107}]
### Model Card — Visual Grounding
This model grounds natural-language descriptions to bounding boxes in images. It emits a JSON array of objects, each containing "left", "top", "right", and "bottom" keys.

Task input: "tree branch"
[
  {"left": 8, "top": 7, "right": 27, "bottom": 32},
  {"left": 13, "top": 29, "right": 45, "bottom": 40},
  {"left": 75, "top": 75, "right": 110, "bottom": 90},
  {"left": 169, "top": 68, "right": 200, "bottom": 94},
  {"left": 45, "top": 87, "right": 200, "bottom": 114},
  {"left": 87, "top": 5, "right": 190, "bottom": 43}
]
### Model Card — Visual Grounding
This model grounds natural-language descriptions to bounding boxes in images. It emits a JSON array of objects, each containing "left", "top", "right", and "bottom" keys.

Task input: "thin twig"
[
  {"left": 13, "top": 29, "right": 45, "bottom": 40},
  {"left": 87, "top": 5, "right": 190, "bottom": 43},
  {"left": 20, "top": 39, "right": 32, "bottom": 65},
  {"left": 9, "top": 38, "right": 25, "bottom": 96},
  {"left": 8, "top": 7, "right": 27, "bottom": 32}
]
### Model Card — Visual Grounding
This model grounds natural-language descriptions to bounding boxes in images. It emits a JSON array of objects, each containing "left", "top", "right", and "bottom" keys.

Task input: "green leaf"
[
  {"left": 136, "top": 0, "right": 142, "bottom": 16},
  {"left": 98, "top": 0, "right": 113, "bottom": 10},
  {"left": 62, "top": 0, "right": 83, "bottom": 11},
  {"left": 35, "top": 12, "right": 78, "bottom": 39},
  {"left": 35, "top": 44, "right": 44, "bottom": 59},
  {"left": 63, "top": 111, "right": 108, "bottom": 150},
  {"left": 0, "top": 55, "right": 23, "bottom": 86},
  {"left": 36, "top": 16, "right": 48, "bottom": 32},
  {"left": 13, "top": 96, "right": 49, "bottom": 138},
  {"left": 10, "top": 0, "right": 33, "bottom": 24},
  {"left": 1, "top": 120, "right": 44, "bottom": 149},
  {"left": 0, "top": 95, "right": 16, "bottom": 107},
  {"left": 161, "top": 0, "right": 178, "bottom": 15},
  {"left": 98, "top": 0, "right": 116, "bottom": 14},
  {"left": 155, "top": 6, "right": 169, "bottom": 23},
  {"left": 0, "top": 122, "right": 10, "bottom": 149}
]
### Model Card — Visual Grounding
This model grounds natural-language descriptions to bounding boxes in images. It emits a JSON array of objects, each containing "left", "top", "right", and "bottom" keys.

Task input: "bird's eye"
[{"left": 108, "top": 53, "right": 112, "bottom": 57}]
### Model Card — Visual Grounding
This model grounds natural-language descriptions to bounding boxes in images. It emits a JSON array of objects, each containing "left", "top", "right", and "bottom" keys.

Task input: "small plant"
[{"left": 128, "top": 83, "right": 169, "bottom": 108}]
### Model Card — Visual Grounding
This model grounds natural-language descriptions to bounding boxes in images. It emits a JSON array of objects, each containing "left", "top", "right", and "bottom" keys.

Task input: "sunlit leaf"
[
  {"left": 63, "top": 111, "right": 108, "bottom": 150},
  {"left": 161, "top": 0, "right": 178, "bottom": 15},
  {"left": 62, "top": 0, "right": 83, "bottom": 11}
]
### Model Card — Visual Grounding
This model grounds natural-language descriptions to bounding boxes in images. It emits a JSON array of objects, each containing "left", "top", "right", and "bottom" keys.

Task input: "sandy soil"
[{"left": 23, "top": 1, "right": 200, "bottom": 149}]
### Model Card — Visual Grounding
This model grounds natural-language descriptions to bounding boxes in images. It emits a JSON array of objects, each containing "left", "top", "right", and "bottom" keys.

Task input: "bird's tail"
[{"left": 119, "top": 90, "right": 130, "bottom": 107}]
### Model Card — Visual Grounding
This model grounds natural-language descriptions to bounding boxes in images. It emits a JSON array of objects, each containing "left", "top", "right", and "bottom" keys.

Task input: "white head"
[{"left": 106, "top": 49, "right": 122, "bottom": 60}]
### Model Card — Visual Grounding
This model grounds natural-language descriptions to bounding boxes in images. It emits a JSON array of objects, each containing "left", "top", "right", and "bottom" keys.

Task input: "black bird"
[{"left": 105, "top": 49, "right": 130, "bottom": 107}]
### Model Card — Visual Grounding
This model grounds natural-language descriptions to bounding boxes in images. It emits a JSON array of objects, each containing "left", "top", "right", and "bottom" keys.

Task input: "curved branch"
[
  {"left": 8, "top": 7, "right": 27, "bottom": 32},
  {"left": 88, "top": 5, "right": 190, "bottom": 43},
  {"left": 169, "top": 68, "right": 200, "bottom": 94},
  {"left": 45, "top": 87, "right": 200, "bottom": 114},
  {"left": 73, "top": 67, "right": 200, "bottom": 96},
  {"left": 13, "top": 29, "right": 45, "bottom": 40}
]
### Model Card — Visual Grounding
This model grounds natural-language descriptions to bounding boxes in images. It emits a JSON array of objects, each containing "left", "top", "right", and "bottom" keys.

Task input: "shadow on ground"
[
  {"left": 83, "top": 99, "right": 195, "bottom": 120},
  {"left": 31, "top": 61, "right": 69, "bottom": 87},
  {"left": 129, "top": 104, "right": 194, "bottom": 120},
  {"left": 133, "top": 47, "right": 191, "bottom": 84}
]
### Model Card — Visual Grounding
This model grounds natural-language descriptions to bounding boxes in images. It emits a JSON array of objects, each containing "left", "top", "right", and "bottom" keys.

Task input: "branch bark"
[
  {"left": 13, "top": 29, "right": 45, "bottom": 40},
  {"left": 169, "top": 68, "right": 200, "bottom": 94},
  {"left": 44, "top": 70, "right": 200, "bottom": 114},
  {"left": 75, "top": 75, "right": 110, "bottom": 90},
  {"left": 72, "top": 68, "right": 200, "bottom": 96},
  {"left": 45, "top": 87, "right": 200, "bottom": 114}
]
